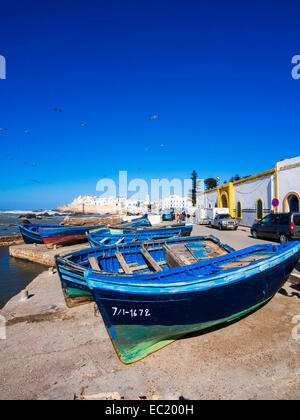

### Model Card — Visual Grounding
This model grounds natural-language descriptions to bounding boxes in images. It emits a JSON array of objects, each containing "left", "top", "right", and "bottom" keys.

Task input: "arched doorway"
[
  {"left": 221, "top": 193, "right": 228, "bottom": 208},
  {"left": 289, "top": 195, "right": 299, "bottom": 212},
  {"left": 283, "top": 192, "right": 300, "bottom": 213},
  {"left": 256, "top": 199, "right": 263, "bottom": 220}
]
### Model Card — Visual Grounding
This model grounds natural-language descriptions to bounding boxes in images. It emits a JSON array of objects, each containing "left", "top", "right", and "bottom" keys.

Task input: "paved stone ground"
[{"left": 0, "top": 224, "right": 299, "bottom": 400}]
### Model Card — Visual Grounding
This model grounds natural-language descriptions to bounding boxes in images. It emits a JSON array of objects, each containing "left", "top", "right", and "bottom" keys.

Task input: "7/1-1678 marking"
[{"left": 112, "top": 307, "right": 151, "bottom": 317}]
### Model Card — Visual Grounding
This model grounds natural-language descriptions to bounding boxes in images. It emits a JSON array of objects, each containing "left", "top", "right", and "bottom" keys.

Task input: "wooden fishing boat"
[
  {"left": 84, "top": 240, "right": 300, "bottom": 363},
  {"left": 113, "top": 214, "right": 151, "bottom": 228},
  {"left": 56, "top": 235, "right": 234, "bottom": 307},
  {"left": 38, "top": 224, "right": 107, "bottom": 248},
  {"left": 18, "top": 215, "right": 151, "bottom": 245},
  {"left": 38, "top": 215, "right": 152, "bottom": 248},
  {"left": 87, "top": 224, "right": 193, "bottom": 248},
  {"left": 18, "top": 223, "right": 54, "bottom": 244}
]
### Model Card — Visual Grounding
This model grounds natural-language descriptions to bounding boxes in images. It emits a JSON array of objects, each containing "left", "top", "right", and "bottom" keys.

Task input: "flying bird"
[
  {"left": 30, "top": 179, "right": 41, "bottom": 184},
  {"left": 80, "top": 122, "right": 87, "bottom": 127},
  {"left": 53, "top": 108, "right": 63, "bottom": 112},
  {"left": 24, "top": 129, "right": 31, "bottom": 134},
  {"left": 149, "top": 114, "right": 160, "bottom": 120},
  {"left": 0, "top": 128, "right": 8, "bottom": 131},
  {"left": 31, "top": 162, "right": 37, "bottom": 167}
]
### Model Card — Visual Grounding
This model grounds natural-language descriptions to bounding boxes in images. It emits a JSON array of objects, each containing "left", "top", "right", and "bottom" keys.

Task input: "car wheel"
[
  {"left": 252, "top": 229, "right": 258, "bottom": 239},
  {"left": 279, "top": 233, "right": 289, "bottom": 243},
  {"left": 218, "top": 224, "right": 222, "bottom": 230}
]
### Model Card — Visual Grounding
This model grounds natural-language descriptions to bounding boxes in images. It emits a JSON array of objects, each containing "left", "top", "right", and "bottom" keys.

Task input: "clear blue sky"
[{"left": 0, "top": 0, "right": 299, "bottom": 209}]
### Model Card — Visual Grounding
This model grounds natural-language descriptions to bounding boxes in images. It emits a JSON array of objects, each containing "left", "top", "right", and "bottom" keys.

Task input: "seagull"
[
  {"left": 0, "top": 128, "right": 8, "bottom": 131},
  {"left": 24, "top": 129, "right": 31, "bottom": 134},
  {"left": 30, "top": 179, "right": 41, "bottom": 184},
  {"left": 149, "top": 114, "right": 160, "bottom": 120},
  {"left": 80, "top": 122, "right": 87, "bottom": 127},
  {"left": 53, "top": 108, "right": 63, "bottom": 112},
  {"left": 31, "top": 162, "right": 37, "bottom": 167}
]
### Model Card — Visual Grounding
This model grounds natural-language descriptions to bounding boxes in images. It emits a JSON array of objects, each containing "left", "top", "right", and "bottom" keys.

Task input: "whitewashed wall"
[
  {"left": 233, "top": 174, "right": 274, "bottom": 226},
  {"left": 277, "top": 156, "right": 300, "bottom": 211},
  {"left": 197, "top": 189, "right": 218, "bottom": 209}
]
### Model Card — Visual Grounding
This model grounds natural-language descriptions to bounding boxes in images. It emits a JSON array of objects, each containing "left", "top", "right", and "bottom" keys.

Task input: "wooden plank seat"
[
  {"left": 115, "top": 251, "right": 132, "bottom": 274},
  {"left": 88, "top": 256, "right": 101, "bottom": 271},
  {"left": 140, "top": 245, "right": 163, "bottom": 272}
]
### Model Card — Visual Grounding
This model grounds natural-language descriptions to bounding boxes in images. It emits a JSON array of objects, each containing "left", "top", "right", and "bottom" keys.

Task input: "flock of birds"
[{"left": 1, "top": 110, "right": 161, "bottom": 183}]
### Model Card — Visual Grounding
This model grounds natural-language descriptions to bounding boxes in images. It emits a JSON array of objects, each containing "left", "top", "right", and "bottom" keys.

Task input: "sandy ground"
[{"left": 0, "top": 225, "right": 299, "bottom": 400}]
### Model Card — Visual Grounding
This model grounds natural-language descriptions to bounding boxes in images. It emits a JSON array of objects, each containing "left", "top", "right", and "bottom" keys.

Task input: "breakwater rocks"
[
  {"left": 59, "top": 216, "right": 123, "bottom": 227},
  {"left": 0, "top": 235, "right": 23, "bottom": 247}
]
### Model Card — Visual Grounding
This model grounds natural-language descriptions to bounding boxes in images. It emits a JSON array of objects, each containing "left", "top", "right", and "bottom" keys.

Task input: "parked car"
[
  {"left": 251, "top": 212, "right": 300, "bottom": 243},
  {"left": 210, "top": 214, "right": 238, "bottom": 230},
  {"left": 162, "top": 212, "right": 175, "bottom": 221}
]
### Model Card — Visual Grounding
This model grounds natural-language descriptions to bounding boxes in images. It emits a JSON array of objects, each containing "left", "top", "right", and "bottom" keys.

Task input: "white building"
[
  {"left": 151, "top": 195, "right": 193, "bottom": 212},
  {"left": 197, "top": 155, "right": 300, "bottom": 227}
]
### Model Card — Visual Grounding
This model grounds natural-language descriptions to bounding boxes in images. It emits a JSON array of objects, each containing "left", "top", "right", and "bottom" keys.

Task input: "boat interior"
[{"left": 63, "top": 238, "right": 277, "bottom": 277}]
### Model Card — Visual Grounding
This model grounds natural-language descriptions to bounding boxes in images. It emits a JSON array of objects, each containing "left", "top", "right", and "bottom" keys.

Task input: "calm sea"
[{"left": 0, "top": 211, "right": 66, "bottom": 309}]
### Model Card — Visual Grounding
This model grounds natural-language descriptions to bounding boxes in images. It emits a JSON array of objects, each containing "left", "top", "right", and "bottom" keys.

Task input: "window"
[
  {"left": 256, "top": 199, "right": 263, "bottom": 220},
  {"left": 236, "top": 201, "right": 242, "bottom": 219},
  {"left": 260, "top": 214, "right": 272, "bottom": 225},
  {"left": 293, "top": 215, "right": 300, "bottom": 226},
  {"left": 279, "top": 215, "right": 289, "bottom": 225}
]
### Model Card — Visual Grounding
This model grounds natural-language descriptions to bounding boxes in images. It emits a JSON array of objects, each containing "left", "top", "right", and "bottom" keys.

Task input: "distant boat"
[
  {"left": 113, "top": 214, "right": 151, "bottom": 228},
  {"left": 84, "top": 241, "right": 300, "bottom": 363},
  {"left": 87, "top": 224, "right": 193, "bottom": 248},
  {"left": 56, "top": 235, "right": 234, "bottom": 308}
]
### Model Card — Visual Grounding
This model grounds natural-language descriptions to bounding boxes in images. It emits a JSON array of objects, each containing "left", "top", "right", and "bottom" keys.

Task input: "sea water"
[{"left": 0, "top": 211, "right": 65, "bottom": 308}]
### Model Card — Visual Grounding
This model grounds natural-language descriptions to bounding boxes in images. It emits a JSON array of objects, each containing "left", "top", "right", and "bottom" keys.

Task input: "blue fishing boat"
[
  {"left": 113, "top": 214, "right": 151, "bottom": 228},
  {"left": 87, "top": 224, "right": 193, "bottom": 248},
  {"left": 21, "top": 215, "right": 151, "bottom": 246},
  {"left": 84, "top": 241, "right": 300, "bottom": 363},
  {"left": 18, "top": 223, "right": 66, "bottom": 244},
  {"left": 56, "top": 235, "right": 234, "bottom": 307},
  {"left": 38, "top": 225, "right": 106, "bottom": 248}
]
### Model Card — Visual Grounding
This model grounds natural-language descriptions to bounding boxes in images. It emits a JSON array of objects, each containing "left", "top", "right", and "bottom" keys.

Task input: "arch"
[
  {"left": 236, "top": 201, "right": 242, "bottom": 219},
  {"left": 220, "top": 192, "right": 228, "bottom": 208},
  {"left": 256, "top": 198, "right": 263, "bottom": 221},
  {"left": 283, "top": 192, "right": 300, "bottom": 213}
]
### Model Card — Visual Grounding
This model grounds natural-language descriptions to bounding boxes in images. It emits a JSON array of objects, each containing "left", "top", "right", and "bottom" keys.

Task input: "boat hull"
[
  {"left": 87, "top": 245, "right": 300, "bottom": 363},
  {"left": 18, "top": 224, "right": 52, "bottom": 244},
  {"left": 39, "top": 225, "right": 105, "bottom": 248}
]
